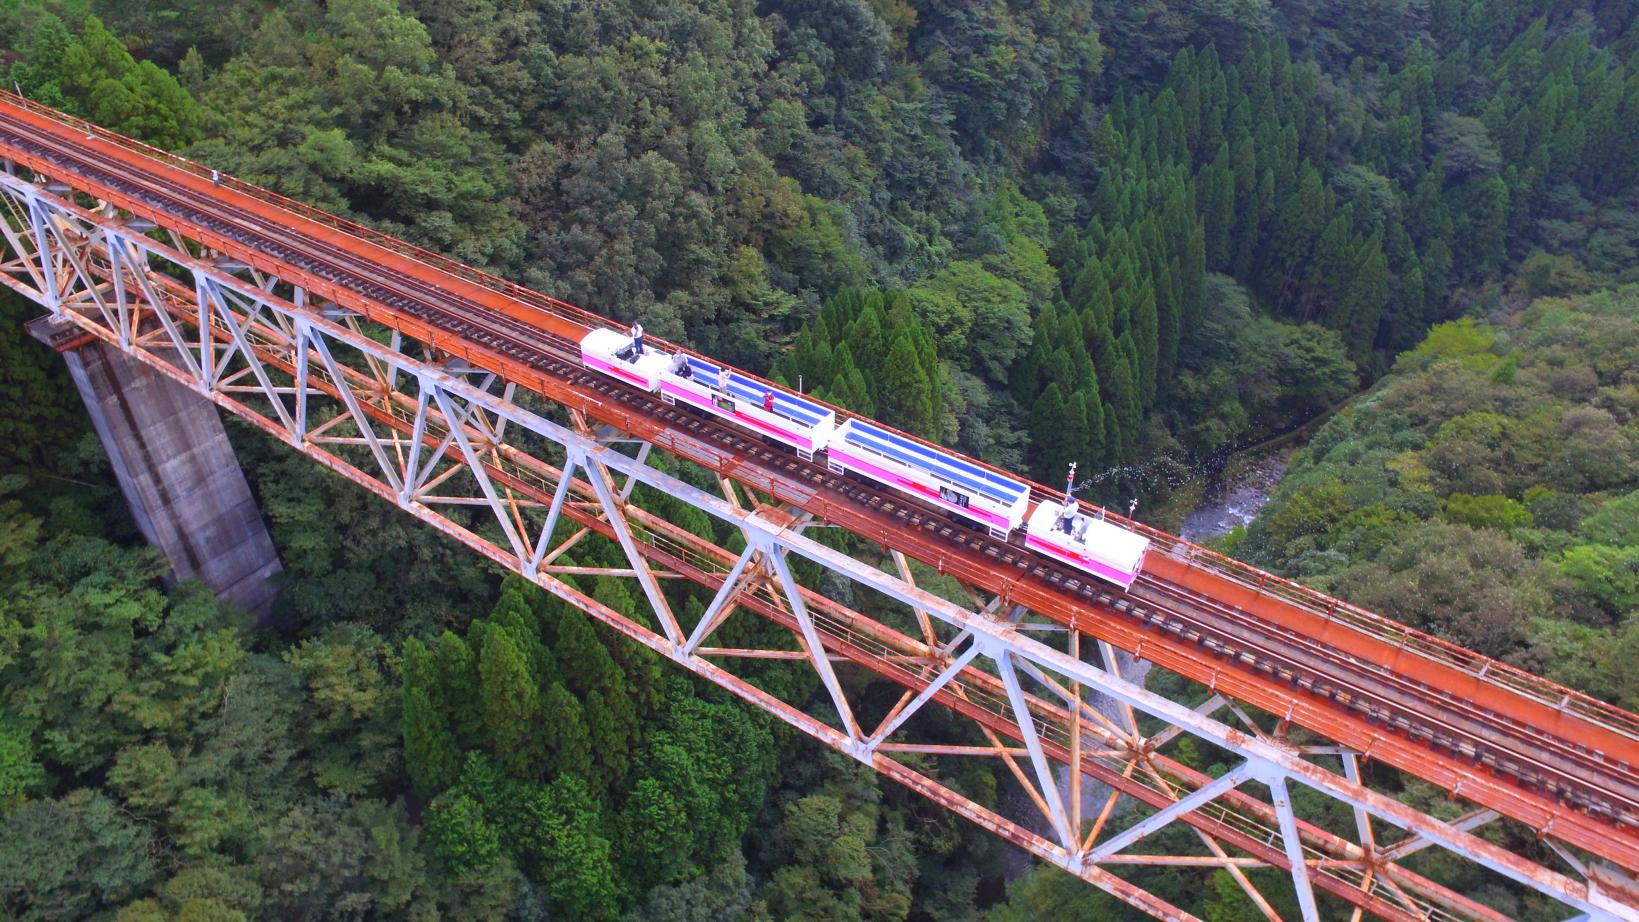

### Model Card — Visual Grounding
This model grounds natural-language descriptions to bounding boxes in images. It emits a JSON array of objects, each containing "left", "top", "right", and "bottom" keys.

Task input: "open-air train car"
[
  {"left": 1023, "top": 500, "right": 1150, "bottom": 590},
  {"left": 578, "top": 327, "right": 672, "bottom": 390}
]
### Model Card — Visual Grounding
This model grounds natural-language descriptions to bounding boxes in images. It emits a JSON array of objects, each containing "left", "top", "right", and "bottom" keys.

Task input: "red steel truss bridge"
[{"left": 0, "top": 93, "right": 1635, "bottom": 922}]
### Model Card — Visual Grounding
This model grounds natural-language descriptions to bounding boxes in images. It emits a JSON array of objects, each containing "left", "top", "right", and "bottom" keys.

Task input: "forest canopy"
[
  {"left": 0, "top": 0, "right": 1635, "bottom": 920},
  {"left": 9, "top": 0, "right": 1637, "bottom": 489},
  {"left": 1233, "top": 286, "right": 1639, "bottom": 706}
]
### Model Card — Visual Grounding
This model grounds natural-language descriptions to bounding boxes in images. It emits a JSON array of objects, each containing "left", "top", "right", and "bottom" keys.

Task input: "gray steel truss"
[{"left": 0, "top": 163, "right": 1633, "bottom": 922}]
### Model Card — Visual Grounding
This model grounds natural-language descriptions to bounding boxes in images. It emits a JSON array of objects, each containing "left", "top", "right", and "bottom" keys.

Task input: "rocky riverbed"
[{"left": 1178, "top": 449, "right": 1291, "bottom": 543}]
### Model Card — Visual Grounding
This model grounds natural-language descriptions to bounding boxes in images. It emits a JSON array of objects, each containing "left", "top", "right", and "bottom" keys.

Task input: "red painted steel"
[
  {"left": 2, "top": 92, "right": 1636, "bottom": 874},
  {"left": 7, "top": 184, "right": 1615, "bottom": 919},
  {"left": 98, "top": 281, "right": 1496, "bottom": 921}
]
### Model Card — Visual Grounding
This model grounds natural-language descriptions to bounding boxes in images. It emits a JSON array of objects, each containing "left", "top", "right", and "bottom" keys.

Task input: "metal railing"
[{"left": 5, "top": 88, "right": 1633, "bottom": 746}]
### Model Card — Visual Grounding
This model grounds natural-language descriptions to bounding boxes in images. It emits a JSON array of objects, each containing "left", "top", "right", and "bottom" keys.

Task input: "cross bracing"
[{"left": 0, "top": 101, "right": 1636, "bottom": 922}]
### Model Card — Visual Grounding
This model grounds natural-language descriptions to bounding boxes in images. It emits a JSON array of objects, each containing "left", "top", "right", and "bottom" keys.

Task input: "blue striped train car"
[
  {"left": 581, "top": 327, "right": 1150, "bottom": 590},
  {"left": 658, "top": 355, "right": 837, "bottom": 460},
  {"left": 826, "top": 418, "right": 1030, "bottom": 538}
]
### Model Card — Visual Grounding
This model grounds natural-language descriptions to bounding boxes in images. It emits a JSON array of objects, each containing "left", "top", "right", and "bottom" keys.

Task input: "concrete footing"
[{"left": 28, "top": 315, "right": 282, "bottom": 620}]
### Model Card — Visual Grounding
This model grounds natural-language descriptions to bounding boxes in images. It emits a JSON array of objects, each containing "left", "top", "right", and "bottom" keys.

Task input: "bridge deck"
[{"left": 1, "top": 92, "right": 1635, "bottom": 874}]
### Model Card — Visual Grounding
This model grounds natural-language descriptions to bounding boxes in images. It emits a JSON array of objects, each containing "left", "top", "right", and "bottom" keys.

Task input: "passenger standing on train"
[
  {"left": 630, "top": 322, "right": 645, "bottom": 356},
  {"left": 763, "top": 390, "right": 775, "bottom": 413}
]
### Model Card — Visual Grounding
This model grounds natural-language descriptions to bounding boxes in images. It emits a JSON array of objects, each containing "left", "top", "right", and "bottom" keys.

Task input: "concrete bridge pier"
[{"left": 27, "top": 315, "right": 282, "bottom": 621}]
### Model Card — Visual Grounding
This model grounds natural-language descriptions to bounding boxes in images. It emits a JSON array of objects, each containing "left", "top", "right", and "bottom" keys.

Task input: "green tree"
[
  {"left": 250, "top": 798, "right": 432, "bottom": 918},
  {"left": 618, "top": 778, "right": 695, "bottom": 891},
  {"left": 924, "top": 261, "right": 1036, "bottom": 383},
  {"left": 1559, "top": 545, "right": 1639, "bottom": 617},
  {"left": 589, "top": 579, "right": 665, "bottom": 719},
  {"left": 401, "top": 637, "right": 461, "bottom": 797},
  {"left": 1264, "top": 165, "right": 1333, "bottom": 307},
  {"left": 1068, "top": 391, "right": 1105, "bottom": 473},
  {"left": 634, "top": 697, "right": 777, "bottom": 869},
  {"left": 12, "top": 15, "right": 206, "bottom": 149},
  {"left": 426, "top": 789, "right": 503, "bottom": 875},
  {"left": 1028, "top": 383, "right": 1071, "bottom": 483},
  {"left": 1439, "top": 494, "right": 1534, "bottom": 532},
  {"left": 478, "top": 628, "right": 544, "bottom": 778},
  {"left": 540, "top": 682, "right": 594, "bottom": 782},
  {"left": 1300, "top": 209, "right": 1357, "bottom": 323},
  {"left": 433, "top": 631, "right": 485, "bottom": 748},
  {"left": 0, "top": 789, "right": 159, "bottom": 919},
  {"left": 1581, "top": 490, "right": 1639, "bottom": 547},
  {"left": 521, "top": 776, "right": 623, "bottom": 921},
  {"left": 0, "top": 716, "right": 45, "bottom": 809},
  {"left": 1336, "top": 233, "right": 1390, "bottom": 356},
  {"left": 1104, "top": 346, "right": 1143, "bottom": 459},
  {"left": 874, "top": 333, "right": 941, "bottom": 438},
  {"left": 487, "top": 584, "right": 558, "bottom": 688},
  {"left": 284, "top": 624, "right": 399, "bottom": 796}
]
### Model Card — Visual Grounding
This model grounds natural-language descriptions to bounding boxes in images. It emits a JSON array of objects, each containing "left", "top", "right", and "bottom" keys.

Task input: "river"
[{"left": 1178, "top": 448, "right": 1291, "bottom": 543}]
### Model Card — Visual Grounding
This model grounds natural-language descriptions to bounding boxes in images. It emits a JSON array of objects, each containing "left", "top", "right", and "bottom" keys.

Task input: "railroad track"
[{"left": 3, "top": 110, "right": 1635, "bottom": 849}]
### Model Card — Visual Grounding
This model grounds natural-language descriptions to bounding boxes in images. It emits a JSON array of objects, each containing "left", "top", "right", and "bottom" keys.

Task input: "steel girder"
[{"left": 0, "top": 167, "right": 1633, "bottom": 922}]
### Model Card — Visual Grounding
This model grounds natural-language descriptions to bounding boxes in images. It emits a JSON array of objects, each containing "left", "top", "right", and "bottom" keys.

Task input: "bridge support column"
[{"left": 28, "top": 315, "right": 281, "bottom": 620}]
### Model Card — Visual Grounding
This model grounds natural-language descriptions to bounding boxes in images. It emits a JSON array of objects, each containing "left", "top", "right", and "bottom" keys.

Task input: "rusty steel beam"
[
  {"left": 6, "top": 100, "right": 1633, "bottom": 873},
  {"left": 1, "top": 111, "right": 1635, "bottom": 922}
]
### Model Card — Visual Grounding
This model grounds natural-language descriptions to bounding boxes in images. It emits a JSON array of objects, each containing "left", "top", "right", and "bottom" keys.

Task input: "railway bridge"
[{"left": 1, "top": 93, "right": 1636, "bottom": 921}]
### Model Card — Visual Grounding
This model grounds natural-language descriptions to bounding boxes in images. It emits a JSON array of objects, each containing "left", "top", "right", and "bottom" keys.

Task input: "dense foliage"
[
  {"left": 0, "top": 481, "right": 457, "bottom": 921},
  {"left": 0, "top": 0, "right": 1636, "bottom": 919},
  {"left": 11, "top": 0, "right": 1637, "bottom": 485},
  {"left": 1232, "top": 287, "right": 1639, "bottom": 707}
]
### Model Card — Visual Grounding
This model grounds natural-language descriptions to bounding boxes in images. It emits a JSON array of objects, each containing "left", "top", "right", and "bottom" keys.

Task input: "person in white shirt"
[{"left": 1059, "top": 498, "right": 1080, "bottom": 534}]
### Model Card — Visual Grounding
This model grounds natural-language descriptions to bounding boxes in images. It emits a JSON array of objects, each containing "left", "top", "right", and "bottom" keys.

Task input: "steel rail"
[
  {"left": 7, "top": 108, "right": 1629, "bottom": 844},
  {"left": 3, "top": 101, "right": 1628, "bottom": 839},
  {"left": 3, "top": 101, "right": 1639, "bottom": 871},
  {"left": 6, "top": 182, "right": 1633, "bottom": 918},
  {"left": 4, "top": 88, "right": 1629, "bottom": 747},
  {"left": 4, "top": 87, "right": 1633, "bottom": 761},
  {"left": 1125, "top": 573, "right": 1639, "bottom": 822},
  {"left": 36, "top": 247, "right": 1528, "bottom": 922}
]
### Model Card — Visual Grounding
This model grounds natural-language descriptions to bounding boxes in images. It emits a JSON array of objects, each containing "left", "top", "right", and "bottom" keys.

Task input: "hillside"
[
  {"left": 0, "top": 1, "right": 1636, "bottom": 920},
  {"left": 1235, "top": 287, "right": 1639, "bottom": 709}
]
